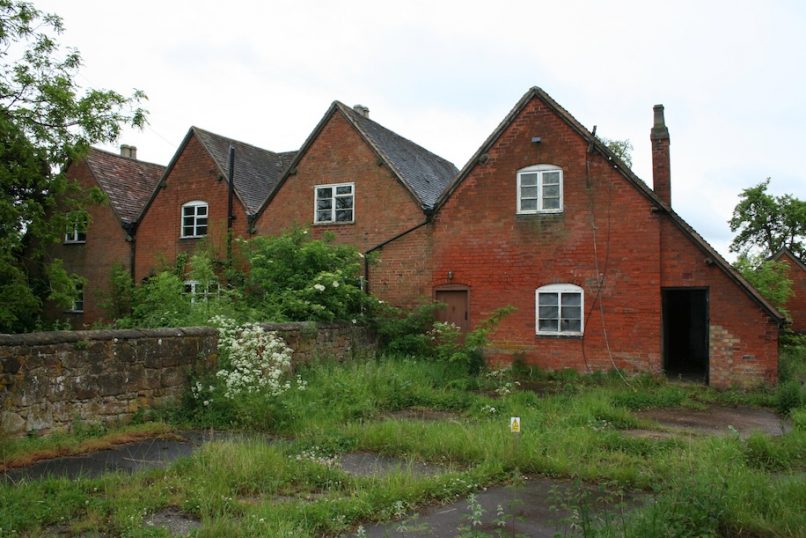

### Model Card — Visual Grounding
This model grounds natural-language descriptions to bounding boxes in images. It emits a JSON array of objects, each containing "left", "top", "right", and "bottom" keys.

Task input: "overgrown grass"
[
  {"left": 0, "top": 421, "right": 172, "bottom": 470},
  {"left": 1, "top": 354, "right": 804, "bottom": 537}
]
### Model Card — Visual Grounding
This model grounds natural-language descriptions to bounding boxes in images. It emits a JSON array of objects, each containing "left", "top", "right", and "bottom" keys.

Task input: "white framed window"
[
  {"left": 183, "top": 280, "right": 218, "bottom": 303},
  {"left": 536, "top": 284, "right": 583, "bottom": 335},
  {"left": 517, "top": 165, "right": 563, "bottom": 214},
  {"left": 315, "top": 183, "right": 354, "bottom": 224},
  {"left": 181, "top": 201, "right": 208, "bottom": 238},
  {"left": 68, "top": 283, "right": 84, "bottom": 313},
  {"left": 64, "top": 216, "right": 87, "bottom": 243}
]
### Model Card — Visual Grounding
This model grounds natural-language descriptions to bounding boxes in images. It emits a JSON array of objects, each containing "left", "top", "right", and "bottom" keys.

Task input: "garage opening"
[{"left": 662, "top": 288, "right": 709, "bottom": 383}]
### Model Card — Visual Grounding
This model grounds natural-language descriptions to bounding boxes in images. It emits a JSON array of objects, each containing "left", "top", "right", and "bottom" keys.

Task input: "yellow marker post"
[{"left": 510, "top": 417, "right": 521, "bottom": 433}]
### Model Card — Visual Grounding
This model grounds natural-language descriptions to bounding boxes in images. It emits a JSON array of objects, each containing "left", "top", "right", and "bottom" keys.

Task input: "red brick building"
[
  {"left": 254, "top": 102, "right": 457, "bottom": 306},
  {"left": 429, "top": 88, "right": 783, "bottom": 387},
  {"left": 134, "top": 127, "right": 295, "bottom": 282},
  {"left": 772, "top": 248, "right": 806, "bottom": 333},
  {"left": 50, "top": 147, "right": 164, "bottom": 326}
]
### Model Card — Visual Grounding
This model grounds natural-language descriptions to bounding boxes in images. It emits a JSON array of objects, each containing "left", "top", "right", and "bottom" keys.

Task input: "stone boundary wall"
[{"left": 0, "top": 323, "right": 374, "bottom": 435}]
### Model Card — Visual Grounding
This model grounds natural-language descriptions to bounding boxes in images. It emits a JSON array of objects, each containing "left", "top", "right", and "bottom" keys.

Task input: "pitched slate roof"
[
  {"left": 436, "top": 86, "right": 785, "bottom": 324},
  {"left": 772, "top": 247, "right": 806, "bottom": 272},
  {"left": 257, "top": 101, "right": 458, "bottom": 217},
  {"left": 83, "top": 148, "right": 165, "bottom": 226},
  {"left": 336, "top": 102, "right": 458, "bottom": 210},
  {"left": 192, "top": 127, "right": 297, "bottom": 215}
]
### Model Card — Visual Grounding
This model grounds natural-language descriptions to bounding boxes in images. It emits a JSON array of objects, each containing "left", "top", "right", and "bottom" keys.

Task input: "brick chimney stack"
[{"left": 650, "top": 104, "right": 671, "bottom": 206}]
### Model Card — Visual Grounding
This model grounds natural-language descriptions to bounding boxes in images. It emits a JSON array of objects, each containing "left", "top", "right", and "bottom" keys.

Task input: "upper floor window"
[
  {"left": 181, "top": 201, "right": 208, "bottom": 238},
  {"left": 64, "top": 216, "right": 87, "bottom": 243},
  {"left": 315, "top": 183, "right": 354, "bottom": 224},
  {"left": 536, "top": 283, "right": 583, "bottom": 336},
  {"left": 517, "top": 165, "right": 563, "bottom": 214}
]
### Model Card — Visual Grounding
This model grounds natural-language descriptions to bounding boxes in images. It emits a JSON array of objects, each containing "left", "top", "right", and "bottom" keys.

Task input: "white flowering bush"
[{"left": 212, "top": 316, "right": 293, "bottom": 399}]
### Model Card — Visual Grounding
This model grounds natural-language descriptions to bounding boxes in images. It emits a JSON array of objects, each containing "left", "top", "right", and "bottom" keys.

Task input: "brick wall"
[
  {"left": 778, "top": 252, "right": 806, "bottom": 333},
  {"left": 0, "top": 323, "right": 374, "bottom": 436},
  {"left": 431, "top": 94, "right": 778, "bottom": 387},
  {"left": 660, "top": 219, "right": 779, "bottom": 386},
  {"left": 135, "top": 135, "right": 250, "bottom": 282},
  {"left": 45, "top": 160, "right": 132, "bottom": 327},
  {"left": 255, "top": 110, "right": 431, "bottom": 304}
]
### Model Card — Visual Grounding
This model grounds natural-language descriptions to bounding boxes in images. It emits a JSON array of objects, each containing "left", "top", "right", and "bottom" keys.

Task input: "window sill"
[
  {"left": 536, "top": 332, "right": 583, "bottom": 339},
  {"left": 516, "top": 211, "right": 563, "bottom": 218},
  {"left": 64, "top": 311, "right": 84, "bottom": 315},
  {"left": 313, "top": 221, "right": 355, "bottom": 226},
  {"left": 180, "top": 235, "right": 207, "bottom": 240},
  {"left": 63, "top": 241, "right": 86, "bottom": 245}
]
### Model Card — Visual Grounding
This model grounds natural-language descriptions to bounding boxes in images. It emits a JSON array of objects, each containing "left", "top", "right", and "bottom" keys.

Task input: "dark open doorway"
[{"left": 662, "top": 288, "right": 709, "bottom": 383}]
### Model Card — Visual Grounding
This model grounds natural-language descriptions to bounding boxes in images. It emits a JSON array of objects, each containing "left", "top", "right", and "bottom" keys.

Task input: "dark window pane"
[
  {"left": 196, "top": 205, "right": 207, "bottom": 216},
  {"left": 561, "top": 293, "right": 581, "bottom": 306},
  {"left": 196, "top": 224, "right": 207, "bottom": 236},
  {"left": 543, "top": 198, "right": 560, "bottom": 209},
  {"left": 317, "top": 210, "right": 332, "bottom": 222},
  {"left": 183, "top": 225, "right": 193, "bottom": 236},
  {"left": 539, "top": 305, "right": 558, "bottom": 319},
  {"left": 197, "top": 216, "right": 208, "bottom": 226},
  {"left": 317, "top": 199, "right": 333, "bottom": 210},
  {"left": 521, "top": 186, "right": 538, "bottom": 198},
  {"left": 521, "top": 199, "right": 537, "bottom": 211},
  {"left": 539, "top": 319, "right": 558, "bottom": 331},
  {"left": 317, "top": 187, "right": 332, "bottom": 198},
  {"left": 520, "top": 173, "right": 538, "bottom": 186},
  {"left": 336, "top": 196, "right": 353, "bottom": 209},
  {"left": 336, "top": 185, "right": 352, "bottom": 195},
  {"left": 562, "top": 319, "right": 581, "bottom": 332},
  {"left": 561, "top": 306, "right": 581, "bottom": 321},
  {"left": 538, "top": 293, "right": 558, "bottom": 306},
  {"left": 336, "top": 209, "right": 353, "bottom": 222},
  {"left": 543, "top": 184, "right": 560, "bottom": 198},
  {"left": 542, "top": 171, "right": 561, "bottom": 184}
]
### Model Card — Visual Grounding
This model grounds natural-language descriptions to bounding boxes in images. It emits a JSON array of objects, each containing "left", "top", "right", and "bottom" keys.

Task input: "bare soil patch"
[
  {"left": 338, "top": 451, "right": 446, "bottom": 477},
  {"left": 386, "top": 407, "right": 461, "bottom": 421},
  {"left": 630, "top": 405, "right": 790, "bottom": 438},
  {"left": 144, "top": 507, "right": 201, "bottom": 536}
]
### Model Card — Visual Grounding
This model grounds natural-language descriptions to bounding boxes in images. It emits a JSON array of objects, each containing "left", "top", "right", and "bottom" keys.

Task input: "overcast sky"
[{"left": 35, "top": 0, "right": 805, "bottom": 259}]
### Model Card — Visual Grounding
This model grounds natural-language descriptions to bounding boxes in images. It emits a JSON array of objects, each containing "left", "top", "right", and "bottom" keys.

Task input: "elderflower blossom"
[
  {"left": 332, "top": 281, "right": 339, "bottom": 288},
  {"left": 211, "top": 317, "right": 294, "bottom": 399},
  {"left": 313, "top": 283, "right": 326, "bottom": 292}
]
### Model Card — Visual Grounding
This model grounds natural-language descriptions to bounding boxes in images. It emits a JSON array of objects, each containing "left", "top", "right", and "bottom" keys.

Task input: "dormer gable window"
[
  {"left": 181, "top": 201, "right": 208, "bottom": 238},
  {"left": 517, "top": 165, "right": 563, "bottom": 214}
]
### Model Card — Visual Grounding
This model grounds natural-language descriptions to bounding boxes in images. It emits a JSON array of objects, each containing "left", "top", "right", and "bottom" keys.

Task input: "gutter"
[{"left": 363, "top": 209, "right": 433, "bottom": 295}]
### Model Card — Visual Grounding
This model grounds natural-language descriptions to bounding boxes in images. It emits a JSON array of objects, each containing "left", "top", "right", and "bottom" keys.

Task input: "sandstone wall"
[{"left": 0, "top": 323, "right": 373, "bottom": 435}]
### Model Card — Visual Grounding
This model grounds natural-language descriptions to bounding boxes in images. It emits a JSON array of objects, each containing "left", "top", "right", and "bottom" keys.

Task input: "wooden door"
[{"left": 435, "top": 290, "right": 469, "bottom": 333}]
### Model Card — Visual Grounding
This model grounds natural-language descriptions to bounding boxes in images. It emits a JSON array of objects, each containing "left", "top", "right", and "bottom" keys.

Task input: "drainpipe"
[
  {"left": 123, "top": 222, "right": 137, "bottom": 281},
  {"left": 363, "top": 210, "right": 433, "bottom": 295},
  {"left": 226, "top": 145, "right": 235, "bottom": 264}
]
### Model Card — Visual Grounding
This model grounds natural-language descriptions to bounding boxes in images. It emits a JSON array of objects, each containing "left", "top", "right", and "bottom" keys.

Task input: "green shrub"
[
  {"left": 774, "top": 379, "right": 804, "bottom": 415},
  {"left": 242, "top": 229, "right": 371, "bottom": 322}
]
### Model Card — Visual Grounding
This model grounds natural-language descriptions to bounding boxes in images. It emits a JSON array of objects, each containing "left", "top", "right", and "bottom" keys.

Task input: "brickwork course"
[{"left": 48, "top": 88, "right": 786, "bottom": 387}]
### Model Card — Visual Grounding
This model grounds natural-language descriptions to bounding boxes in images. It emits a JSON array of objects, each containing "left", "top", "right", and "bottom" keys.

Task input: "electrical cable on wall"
[{"left": 583, "top": 129, "right": 632, "bottom": 387}]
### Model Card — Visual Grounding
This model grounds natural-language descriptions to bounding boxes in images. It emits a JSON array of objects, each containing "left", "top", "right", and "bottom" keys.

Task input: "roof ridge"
[
  {"left": 87, "top": 146, "right": 166, "bottom": 168},
  {"left": 191, "top": 126, "right": 293, "bottom": 157},
  {"left": 335, "top": 101, "right": 457, "bottom": 168}
]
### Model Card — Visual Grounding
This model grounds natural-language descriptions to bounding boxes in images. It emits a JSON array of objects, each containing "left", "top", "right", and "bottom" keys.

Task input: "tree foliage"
[
  {"left": 0, "top": 1, "right": 146, "bottom": 332},
  {"left": 729, "top": 178, "right": 805, "bottom": 259},
  {"left": 734, "top": 253, "right": 792, "bottom": 314},
  {"left": 601, "top": 137, "right": 634, "bottom": 168}
]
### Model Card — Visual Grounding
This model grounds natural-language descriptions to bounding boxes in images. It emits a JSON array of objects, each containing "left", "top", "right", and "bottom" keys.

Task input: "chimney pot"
[
  {"left": 650, "top": 104, "right": 671, "bottom": 206},
  {"left": 120, "top": 144, "right": 130, "bottom": 158},
  {"left": 353, "top": 104, "right": 369, "bottom": 118},
  {"left": 129, "top": 146, "right": 137, "bottom": 160}
]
